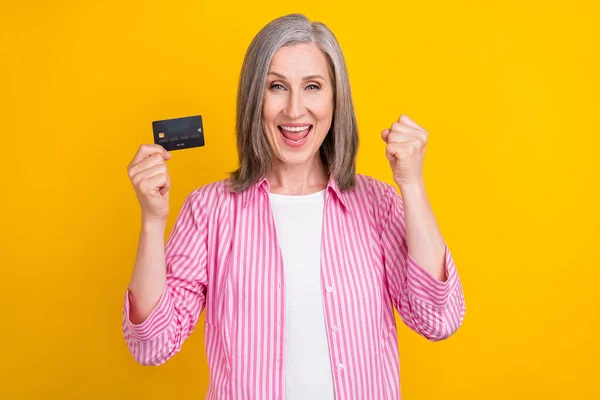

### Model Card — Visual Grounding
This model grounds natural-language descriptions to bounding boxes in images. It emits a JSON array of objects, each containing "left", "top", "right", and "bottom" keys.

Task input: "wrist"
[
  {"left": 141, "top": 217, "right": 167, "bottom": 233},
  {"left": 396, "top": 179, "right": 425, "bottom": 194}
]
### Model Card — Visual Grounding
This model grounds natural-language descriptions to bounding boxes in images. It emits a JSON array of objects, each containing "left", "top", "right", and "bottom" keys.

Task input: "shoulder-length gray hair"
[{"left": 228, "top": 13, "right": 358, "bottom": 192}]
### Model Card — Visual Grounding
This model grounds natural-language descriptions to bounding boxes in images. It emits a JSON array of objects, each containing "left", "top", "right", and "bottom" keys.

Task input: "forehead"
[{"left": 268, "top": 42, "right": 330, "bottom": 81}]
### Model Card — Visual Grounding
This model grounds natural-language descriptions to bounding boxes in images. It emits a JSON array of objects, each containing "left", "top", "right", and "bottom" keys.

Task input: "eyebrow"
[{"left": 267, "top": 71, "right": 326, "bottom": 81}]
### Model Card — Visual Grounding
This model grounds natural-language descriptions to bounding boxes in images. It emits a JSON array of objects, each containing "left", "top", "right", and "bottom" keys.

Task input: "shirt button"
[
  {"left": 332, "top": 326, "right": 338, "bottom": 332},
  {"left": 337, "top": 363, "right": 344, "bottom": 370},
  {"left": 326, "top": 286, "right": 333, "bottom": 293}
]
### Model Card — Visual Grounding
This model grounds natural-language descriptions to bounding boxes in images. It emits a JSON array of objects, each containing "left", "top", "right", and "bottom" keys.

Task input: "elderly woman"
[{"left": 123, "top": 13, "right": 465, "bottom": 400}]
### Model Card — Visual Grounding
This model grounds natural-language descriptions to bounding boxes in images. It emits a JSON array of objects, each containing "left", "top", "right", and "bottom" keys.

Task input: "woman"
[{"left": 123, "top": 13, "right": 465, "bottom": 400}]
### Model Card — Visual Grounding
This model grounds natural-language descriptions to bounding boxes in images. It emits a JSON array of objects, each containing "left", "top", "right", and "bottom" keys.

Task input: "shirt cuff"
[
  {"left": 405, "top": 243, "right": 459, "bottom": 308},
  {"left": 123, "top": 285, "right": 174, "bottom": 342}
]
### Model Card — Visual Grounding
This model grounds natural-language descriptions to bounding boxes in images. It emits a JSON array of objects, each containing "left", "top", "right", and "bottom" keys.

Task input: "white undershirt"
[{"left": 268, "top": 189, "right": 335, "bottom": 400}]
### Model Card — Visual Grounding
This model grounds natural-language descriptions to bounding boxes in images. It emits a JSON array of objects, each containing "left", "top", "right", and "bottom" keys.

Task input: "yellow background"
[{"left": 2, "top": 0, "right": 599, "bottom": 398}]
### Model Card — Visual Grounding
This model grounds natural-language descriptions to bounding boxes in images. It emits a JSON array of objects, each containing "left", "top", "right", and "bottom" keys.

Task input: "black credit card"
[{"left": 152, "top": 115, "right": 205, "bottom": 151}]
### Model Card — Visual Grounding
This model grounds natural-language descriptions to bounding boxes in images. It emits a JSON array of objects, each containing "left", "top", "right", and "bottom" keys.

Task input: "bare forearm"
[
  {"left": 127, "top": 219, "right": 168, "bottom": 324},
  {"left": 398, "top": 180, "right": 447, "bottom": 282}
]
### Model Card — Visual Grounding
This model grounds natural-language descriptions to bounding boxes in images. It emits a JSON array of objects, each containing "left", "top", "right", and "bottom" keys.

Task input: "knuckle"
[{"left": 131, "top": 174, "right": 141, "bottom": 186}]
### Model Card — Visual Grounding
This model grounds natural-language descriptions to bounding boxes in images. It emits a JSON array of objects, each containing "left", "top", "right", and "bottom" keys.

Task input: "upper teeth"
[{"left": 280, "top": 125, "right": 310, "bottom": 132}]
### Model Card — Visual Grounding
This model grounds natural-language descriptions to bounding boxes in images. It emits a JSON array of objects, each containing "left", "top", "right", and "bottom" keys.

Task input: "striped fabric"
[{"left": 122, "top": 174, "right": 466, "bottom": 399}]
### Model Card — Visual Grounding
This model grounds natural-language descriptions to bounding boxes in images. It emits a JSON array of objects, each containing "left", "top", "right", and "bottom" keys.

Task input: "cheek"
[
  {"left": 262, "top": 95, "right": 281, "bottom": 121},
  {"left": 311, "top": 96, "right": 334, "bottom": 119},
  {"left": 261, "top": 100, "right": 278, "bottom": 142}
]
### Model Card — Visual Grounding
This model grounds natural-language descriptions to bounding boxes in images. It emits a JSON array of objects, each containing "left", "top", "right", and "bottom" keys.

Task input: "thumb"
[{"left": 381, "top": 129, "right": 391, "bottom": 142}]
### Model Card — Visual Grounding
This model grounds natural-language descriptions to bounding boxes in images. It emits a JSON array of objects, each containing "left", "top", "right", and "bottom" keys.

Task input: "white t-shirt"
[{"left": 268, "top": 189, "right": 335, "bottom": 400}]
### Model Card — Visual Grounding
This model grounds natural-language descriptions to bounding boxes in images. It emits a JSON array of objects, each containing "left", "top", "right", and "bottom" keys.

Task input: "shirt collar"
[{"left": 241, "top": 175, "right": 350, "bottom": 211}]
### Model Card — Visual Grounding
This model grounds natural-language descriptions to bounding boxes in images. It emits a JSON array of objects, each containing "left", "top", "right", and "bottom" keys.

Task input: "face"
[{"left": 262, "top": 42, "right": 334, "bottom": 168}]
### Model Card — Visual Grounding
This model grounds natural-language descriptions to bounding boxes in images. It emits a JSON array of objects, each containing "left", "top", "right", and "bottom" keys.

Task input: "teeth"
[{"left": 280, "top": 125, "right": 311, "bottom": 132}]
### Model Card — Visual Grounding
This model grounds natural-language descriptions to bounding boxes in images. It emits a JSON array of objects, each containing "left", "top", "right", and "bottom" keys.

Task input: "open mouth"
[{"left": 277, "top": 125, "right": 312, "bottom": 146}]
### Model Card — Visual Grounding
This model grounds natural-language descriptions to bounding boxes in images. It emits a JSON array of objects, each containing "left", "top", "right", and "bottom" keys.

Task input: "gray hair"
[{"left": 228, "top": 13, "right": 359, "bottom": 192}]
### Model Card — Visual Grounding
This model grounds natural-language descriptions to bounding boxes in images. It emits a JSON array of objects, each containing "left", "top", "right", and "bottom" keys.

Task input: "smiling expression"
[{"left": 262, "top": 42, "right": 334, "bottom": 168}]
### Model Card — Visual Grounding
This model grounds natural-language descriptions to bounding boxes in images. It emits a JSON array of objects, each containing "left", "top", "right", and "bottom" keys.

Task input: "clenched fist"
[
  {"left": 381, "top": 115, "right": 428, "bottom": 187},
  {"left": 127, "top": 144, "right": 172, "bottom": 223}
]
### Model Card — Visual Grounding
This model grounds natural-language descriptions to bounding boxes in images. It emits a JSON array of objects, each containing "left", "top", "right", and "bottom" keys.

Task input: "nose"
[{"left": 283, "top": 89, "right": 306, "bottom": 120}]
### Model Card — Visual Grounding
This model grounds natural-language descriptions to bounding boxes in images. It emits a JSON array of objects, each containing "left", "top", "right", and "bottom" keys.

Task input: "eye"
[
  {"left": 270, "top": 83, "right": 285, "bottom": 91},
  {"left": 306, "top": 84, "right": 320, "bottom": 91}
]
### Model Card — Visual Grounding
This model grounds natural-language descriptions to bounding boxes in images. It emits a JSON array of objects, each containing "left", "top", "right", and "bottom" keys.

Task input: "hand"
[
  {"left": 381, "top": 115, "right": 428, "bottom": 187},
  {"left": 127, "top": 144, "right": 172, "bottom": 223}
]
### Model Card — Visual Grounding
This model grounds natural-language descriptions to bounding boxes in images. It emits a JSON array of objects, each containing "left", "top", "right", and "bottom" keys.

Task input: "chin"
[{"left": 275, "top": 147, "right": 319, "bottom": 166}]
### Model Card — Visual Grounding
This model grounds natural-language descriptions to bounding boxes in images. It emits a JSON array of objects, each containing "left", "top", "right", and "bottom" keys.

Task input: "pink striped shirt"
[{"left": 122, "top": 173, "right": 466, "bottom": 399}]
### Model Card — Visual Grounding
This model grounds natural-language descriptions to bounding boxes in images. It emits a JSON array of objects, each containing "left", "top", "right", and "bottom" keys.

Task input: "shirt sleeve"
[
  {"left": 122, "top": 188, "right": 209, "bottom": 365},
  {"left": 378, "top": 183, "right": 466, "bottom": 341}
]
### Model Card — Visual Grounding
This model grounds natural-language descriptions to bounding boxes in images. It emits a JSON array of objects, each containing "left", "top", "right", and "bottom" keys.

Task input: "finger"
[
  {"left": 398, "top": 114, "right": 425, "bottom": 132},
  {"left": 391, "top": 122, "right": 424, "bottom": 136},
  {"left": 131, "top": 163, "right": 169, "bottom": 186},
  {"left": 386, "top": 142, "right": 419, "bottom": 160},
  {"left": 159, "top": 174, "right": 171, "bottom": 196},
  {"left": 129, "top": 144, "right": 171, "bottom": 169},
  {"left": 386, "top": 143, "right": 405, "bottom": 160},
  {"left": 387, "top": 134, "right": 415, "bottom": 144},
  {"left": 141, "top": 173, "right": 169, "bottom": 197},
  {"left": 129, "top": 153, "right": 168, "bottom": 181},
  {"left": 388, "top": 125, "right": 427, "bottom": 143}
]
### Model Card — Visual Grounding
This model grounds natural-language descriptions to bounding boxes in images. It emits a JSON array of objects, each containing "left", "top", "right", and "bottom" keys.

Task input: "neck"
[{"left": 268, "top": 155, "right": 329, "bottom": 195}]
